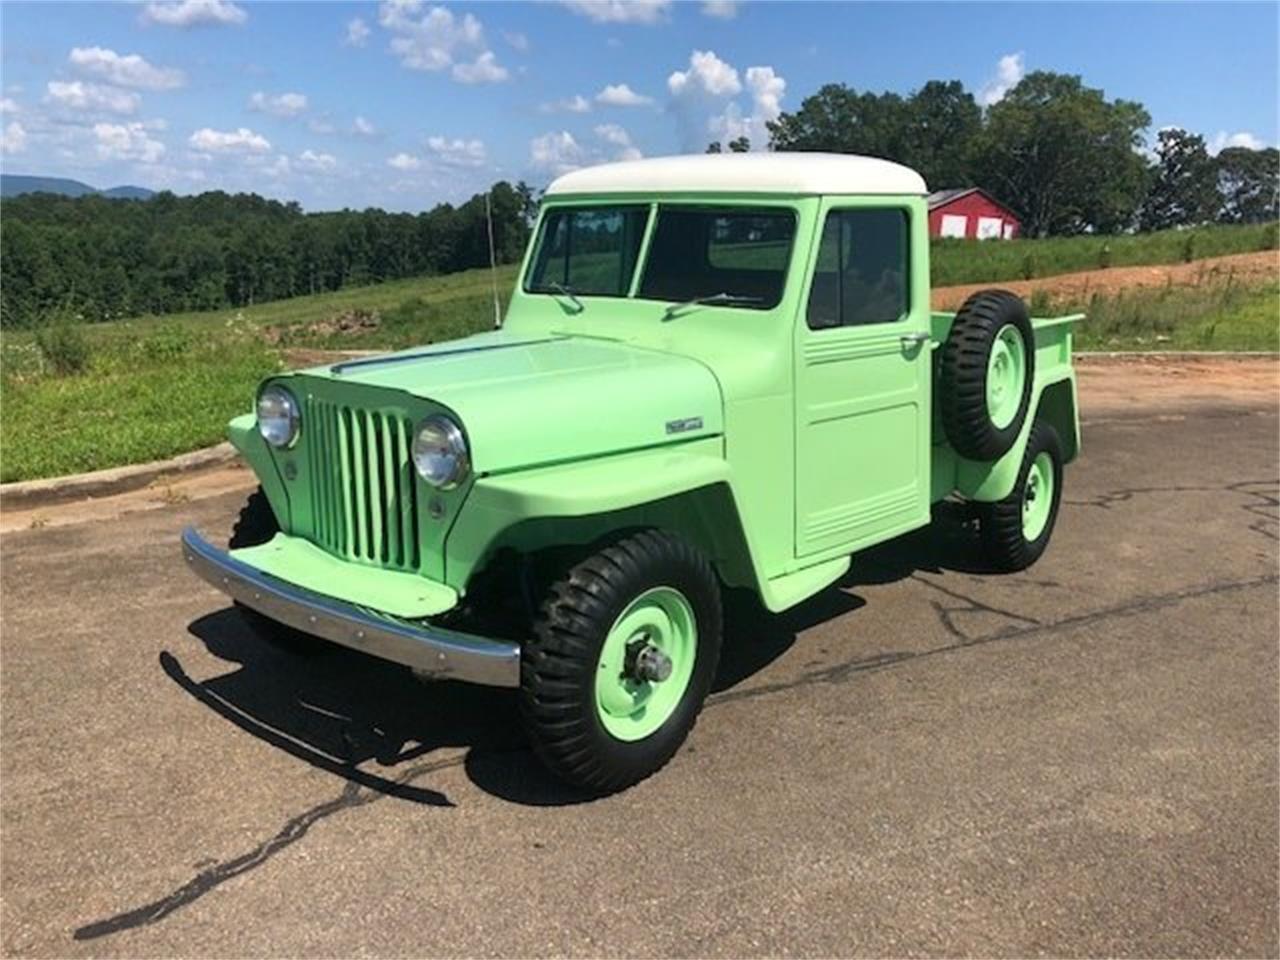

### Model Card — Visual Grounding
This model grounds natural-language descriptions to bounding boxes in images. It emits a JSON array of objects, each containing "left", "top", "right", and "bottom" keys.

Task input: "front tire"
[
  {"left": 520, "top": 530, "right": 723, "bottom": 794},
  {"left": 978, "top": 421, "right": 1064, "bottom": 572}
]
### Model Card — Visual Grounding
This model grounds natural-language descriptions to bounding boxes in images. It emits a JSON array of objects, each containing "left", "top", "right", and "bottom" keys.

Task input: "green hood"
[{"left": 303, "top": 330, "right": 724, "bottom": 473}]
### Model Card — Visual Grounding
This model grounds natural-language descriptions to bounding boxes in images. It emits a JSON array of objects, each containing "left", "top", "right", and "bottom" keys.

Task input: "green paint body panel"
[
  {"left": 230, "top": 533, "right": 458, "bottom": 618},
  {"left": 220, "top": 186, "right": 1080, "bottom": 627}
]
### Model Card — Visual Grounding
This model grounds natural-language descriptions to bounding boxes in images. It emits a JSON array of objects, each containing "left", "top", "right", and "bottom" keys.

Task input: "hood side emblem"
[{"left": 666, "top": 417, "right": 703, "bottom": 435}]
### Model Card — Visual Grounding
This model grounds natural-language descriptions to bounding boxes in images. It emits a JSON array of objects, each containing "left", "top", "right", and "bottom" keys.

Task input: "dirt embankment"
[{"left": 932, "top": 250, "right": 1279, "bottom": 310}]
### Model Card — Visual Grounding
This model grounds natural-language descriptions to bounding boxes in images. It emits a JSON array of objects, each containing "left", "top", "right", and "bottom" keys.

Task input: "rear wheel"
[
  {"left": 520, "top": 530, "right": 723, "bottom": 794},
  {"left": 978, "top": 421, "right": 1064, "bottom": 572},
  {"left": 228, "top": 488, "right": 322, "bottom": 654}
]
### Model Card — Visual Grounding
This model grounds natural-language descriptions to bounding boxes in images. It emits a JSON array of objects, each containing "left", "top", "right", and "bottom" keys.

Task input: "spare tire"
[{"left": 940, "top": 289, "right": 1035, "bottom": 461}]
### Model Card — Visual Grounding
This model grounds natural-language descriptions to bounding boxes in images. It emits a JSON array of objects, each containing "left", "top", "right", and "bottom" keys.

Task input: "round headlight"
[
  {"left": 257, "top": 385, "right": 300, "bottom": 448},
  {"left": 412, "top": 415, "right": 469, "bottom": 489}
]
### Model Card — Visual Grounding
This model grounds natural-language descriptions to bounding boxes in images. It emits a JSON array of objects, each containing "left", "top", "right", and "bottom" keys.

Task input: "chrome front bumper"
[{"left": 180, "top": 527, "right": 520, "bottom": 687}]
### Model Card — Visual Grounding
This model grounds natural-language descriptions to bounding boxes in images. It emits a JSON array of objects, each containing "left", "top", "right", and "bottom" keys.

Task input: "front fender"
[
  {"left": 443, "top": 438, "right": 758, "bottom": 593},
  {"left": 228, "top": 412, "right": 291, "bottom": 528}
]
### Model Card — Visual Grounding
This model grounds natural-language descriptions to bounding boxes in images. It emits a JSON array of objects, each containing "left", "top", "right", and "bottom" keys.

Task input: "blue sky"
[{"left": 1, "top": 0, "right": 1276, "bottom": 211}]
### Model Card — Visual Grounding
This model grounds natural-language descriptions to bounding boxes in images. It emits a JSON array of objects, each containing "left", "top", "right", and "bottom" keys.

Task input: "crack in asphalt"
[
  {"left": 73, "top": 753, "right": 467, "bottom": 941},
  {"left": 1065, "top": 477, "right": 1280, "bottom": 538},
  {"left": 708, "top": 572, "right": 1278, "bottom": 706}
]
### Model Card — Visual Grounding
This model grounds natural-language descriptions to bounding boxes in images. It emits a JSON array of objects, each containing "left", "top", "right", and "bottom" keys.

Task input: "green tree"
[
  {"left": 1216, "top": 146, "right": 1280, "bottom": 224},
  {"left": 767, "top": 83, "right": 910, "bottom": 159},
  {"left": 1139, "top": 128, "right": 1218, "bottom": 230},
  {"left": 902, "top": 80, "right": 981, "bottom": 187},
  {"left": 972, "top": 72, "right": 1150, "bottom": 236}
]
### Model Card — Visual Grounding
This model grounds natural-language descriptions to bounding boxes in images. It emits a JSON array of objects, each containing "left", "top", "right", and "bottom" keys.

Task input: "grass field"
[{"left": 2, "top": 223, "right": 1276, "bottom": 482}]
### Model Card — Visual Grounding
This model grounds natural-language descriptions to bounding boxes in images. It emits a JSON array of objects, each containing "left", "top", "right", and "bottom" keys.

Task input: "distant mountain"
[
  {"left": 100, "top": 184, "right": 154, "bottom": 200},
  {"left": 0, "top": 174, "right": 155, "bottom": 200}
]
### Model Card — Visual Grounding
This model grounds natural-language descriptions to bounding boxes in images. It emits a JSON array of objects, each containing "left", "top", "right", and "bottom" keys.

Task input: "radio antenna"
[{"left": 484, "top": 189, "right": 502, "bottom": 329}]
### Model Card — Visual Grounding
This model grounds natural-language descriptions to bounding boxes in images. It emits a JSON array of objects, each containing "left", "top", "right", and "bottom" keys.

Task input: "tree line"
[
  {"left": 756, "top": 71, "right": 1278, "bottom": 237},
  {"left": 0, "top": 181, "right": 536, "bottom": 327},
  {"left": 3, "top": 69, "right": 1275, "bottom": 328}
]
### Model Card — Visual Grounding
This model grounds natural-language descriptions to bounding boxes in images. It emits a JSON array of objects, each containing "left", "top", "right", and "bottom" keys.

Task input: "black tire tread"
[
  {"left": 941, "top": 289, "right": 1036, "bottom": 461},
  {"left": 978, "top": 420, "right": 1064, "bottom": 572}
]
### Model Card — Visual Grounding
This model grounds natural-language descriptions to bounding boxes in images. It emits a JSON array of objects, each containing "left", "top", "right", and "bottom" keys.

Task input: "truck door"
[{"left": 794, "top": 200, "right": 932, "bottom": 558}]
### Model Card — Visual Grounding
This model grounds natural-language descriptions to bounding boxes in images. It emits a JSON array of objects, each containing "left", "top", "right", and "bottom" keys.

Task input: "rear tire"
[
  {"left": 941, "top": 289, "right": 1036, "bottom": 461},
  {"left": 228, "top": 488, "right": 322, "bottom": 654},
  {"left": 978, "top": 421, "right": 1064, "bottom": 572},
  {"left": 520, "top": 530, "right": 723, "bottom": 795}
]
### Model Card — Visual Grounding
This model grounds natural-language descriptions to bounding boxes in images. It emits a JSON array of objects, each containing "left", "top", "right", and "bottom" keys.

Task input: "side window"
[{"left": 806, "top": 208, "right": 910, "bottom": 330}]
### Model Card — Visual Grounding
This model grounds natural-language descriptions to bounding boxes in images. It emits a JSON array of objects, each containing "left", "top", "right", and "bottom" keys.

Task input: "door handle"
[{"left": 900, "top": 332, "right": 931, "bottom": 348}]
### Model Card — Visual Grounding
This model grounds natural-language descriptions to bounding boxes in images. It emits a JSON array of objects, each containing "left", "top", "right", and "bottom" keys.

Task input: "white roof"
[{"left": 545, "top": 152, "right": 927, "bottom": 197}]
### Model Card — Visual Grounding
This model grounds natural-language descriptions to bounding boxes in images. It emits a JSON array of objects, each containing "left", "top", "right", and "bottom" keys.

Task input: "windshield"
[
  {"left": 524, "top": 204, "right": 797, "bottom": 309},
  {"left": 639, "top": 207, "right": 795, "bottom": 309},
  {"left": 525, "top": 205, "right": 648, "bottom": 297}
]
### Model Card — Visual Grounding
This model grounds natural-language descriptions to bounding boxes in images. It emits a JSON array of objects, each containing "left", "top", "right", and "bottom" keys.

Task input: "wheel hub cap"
[
  {"left": 1022, "top": 451, "right": 1055, "bottom": 542},
  {"left": 986, "top": 325, "right": 1027, "bottom": 430},
  {"left": 594, "top": 587, "right": 697, "bottom": 742}
]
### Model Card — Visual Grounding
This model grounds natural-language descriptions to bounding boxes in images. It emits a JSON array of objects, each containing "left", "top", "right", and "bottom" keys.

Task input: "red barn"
[{"left": 927, "top": 188, "right": 1021, "bottom": 240}]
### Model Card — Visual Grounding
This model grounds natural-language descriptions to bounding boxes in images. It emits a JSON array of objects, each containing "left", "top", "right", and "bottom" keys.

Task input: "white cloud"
[
  {"left": 46, "top": 81, "right": 140, "bottom": 115},
  {"left": 189, "top": 126, "right": 271, "bottom": 152},
  {"left": 1208, "top": 130, "right": 1267, "bottom": 155},
  {"left": 94, "top": 121, "right": 165, "bottom": 162},
  {"left": 541, "top": 94, "right": 591, "bottom": 114},
  {"left": 353, "top": 115, "right": 377, "bottom": 136},
  {"left": 387, "top": 152, "right": 421, "bottom": 171},
  {"left": 530, "top": 130, "right": 584, "bottom": 175},
  {"left": 346, "top": 17, "right": 371, "bottom": 46},
  {"left": 69, "top": 47, "right": 185, "bottom": 91},
  {"left": 978, "top": 52, "right": 1025, "bottom": 107},
  {"left": 248, "top": 90, "right": 308, "bottom": 117},
  {"left": 668, "top": 49, "right": 741, "bottom": 98},
  {"left": 378, "top": 2, "right": 485, "bottom": 73},
  {"left": 308, "top": 116, "right": 337, "bottom": 135},
  {"left": 668, "top": 50, "right": 784, "bottom": 151},
  {"left": 596, "top": 83, "right": 652, "bottom": 107},
  {"left": 1, "top": 121, "right": 27, "bottom": 154},
  {"left": 141, "top": 0, "right": 246, "bottom": 27},
  {"left": 296, "top": 149, "right": 338, "bottom": 172},
  {"left": 559, "top": 0, "right": 670, "bottom": 24},
  {"left": 1, "top": 97, "right": 20, "bottom": 114},
  {"left": 503, "top": 30, "right": 529, "bottom": 51},
  {"left": 701, "top": 0, "right": 737, "bottom": 18},
  {"left": 426, "top": 135, "right": 487, "bottom": 166},
  {"left": 261, "top": 154, "right": 291, "bottom": 178},
  {"left": 594, "top": 122, "right": 642, "bottom": 161},
  {"left": 451, "top": 50, "right": 509, "bottom": 84}
]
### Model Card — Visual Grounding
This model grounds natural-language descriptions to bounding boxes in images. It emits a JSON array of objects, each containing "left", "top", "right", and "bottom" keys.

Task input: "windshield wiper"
[
  {"left": 662, "top": 292, "right": 763, "bottom": 321},
  {"left": 539, "top": 280, "right": 584, "bottom": 313}
]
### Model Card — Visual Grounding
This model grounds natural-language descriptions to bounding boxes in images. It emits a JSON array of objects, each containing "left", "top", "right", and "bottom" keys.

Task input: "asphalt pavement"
[{"left": 1, "top": 383, "right": 1276, "bottom": 957}]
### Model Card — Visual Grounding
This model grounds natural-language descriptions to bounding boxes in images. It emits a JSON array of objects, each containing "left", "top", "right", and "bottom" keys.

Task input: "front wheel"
[
  {"left": 520, "top": 530, "right": 723, "bottom": 794},
  {"left": 978, "top": 421, "right": 1065, "bottom": 572}
]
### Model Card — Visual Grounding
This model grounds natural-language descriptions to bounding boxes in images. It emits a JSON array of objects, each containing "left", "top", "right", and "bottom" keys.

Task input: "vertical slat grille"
[{"left": 305, "top": 397, "right": 420, "bottom": 571}]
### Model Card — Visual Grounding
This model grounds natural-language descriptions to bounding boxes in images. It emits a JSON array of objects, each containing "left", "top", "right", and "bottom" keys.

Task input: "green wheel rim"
[
  {"left": 1022, "top": 451, "right": 1055, "bottom": 542},
  {"left": 986, "top": 324, "right": 1027, "bottom": 430},
  {"left": 594, "top": 586, "right": 698, "bottom": 742}
]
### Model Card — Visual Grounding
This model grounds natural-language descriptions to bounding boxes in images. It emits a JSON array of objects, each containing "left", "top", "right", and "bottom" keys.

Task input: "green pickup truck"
[{"left": 183, "top": 153, "right": 1079, "bottom": 794}]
